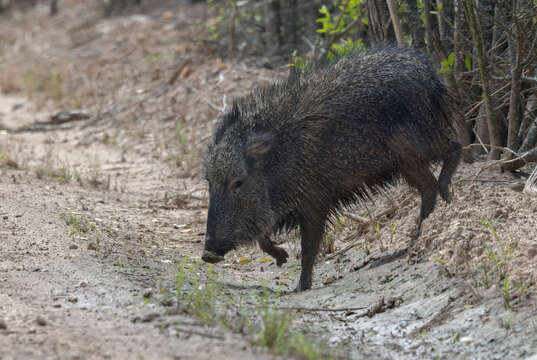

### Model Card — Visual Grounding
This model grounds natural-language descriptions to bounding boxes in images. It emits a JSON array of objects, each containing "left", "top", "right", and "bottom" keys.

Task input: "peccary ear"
[{"left": 246, "top": 132, "right": 273, "bottom": 160}]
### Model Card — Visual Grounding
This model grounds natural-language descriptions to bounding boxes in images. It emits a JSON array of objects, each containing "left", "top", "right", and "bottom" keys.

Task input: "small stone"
[
  {"left": 161, "top": 10, "right": 174, "bottom": 20},
  {"left": 69, "top": 244, "right": 78, "bottom": 250},
  {"left": 161, "top": 298, "right": 174, "bottom": 307},
  {"left": 493, "top": 209, "right": 507, "bottom": 219},
  {"left": 0, "top": 318, "right": 7, "bottom": 329},
  {"left": 179, "top": 66, "right": 193, "bottom": 79},
  {"left": 461, "top": 231, "right": 475, "bottom": 240},
  {"left": 142, "top": 313, "right": 159, "bottom": 323},
  {"left": 143, "top": 289, "right": 153, "bottom": 299},
  {"left": 79, "top": 281, "right": 88, "bottom": 288},
  {"left": 36, "top": 316, "right": 47, "bottom": 326},
  {"left": 67, "top": 297, "right": 78, "bottom": 303}
]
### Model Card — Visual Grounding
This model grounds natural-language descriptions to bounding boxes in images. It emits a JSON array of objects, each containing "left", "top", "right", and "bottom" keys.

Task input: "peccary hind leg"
[
  {"left": 259, "top": 236, "right": 289, "bottom": 267},
  {"left": 295, "top": 218, "right": 325, "bottom": 292},
  {"left": 438, "top": 141, "right": 462, "bottom": 202},
  {"left": 401, "top": 162, "right": 438, "bottom": 242}
]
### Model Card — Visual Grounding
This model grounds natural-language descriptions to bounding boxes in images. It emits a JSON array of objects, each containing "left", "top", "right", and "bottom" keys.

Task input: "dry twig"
[
  {"left": 275, "top": 296, "right": 403, "bottom": 315},
  {"left": 523, "top": 166, "right": 537, "bottom": 195}
]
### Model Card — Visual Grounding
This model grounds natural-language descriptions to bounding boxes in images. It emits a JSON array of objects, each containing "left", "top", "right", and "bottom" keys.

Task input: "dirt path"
[
  {"left": 2, "top": 90, "right": 537, "bottom": 359},
  {"left": 0, "top": 94, "right": 272, "bottom": 360},
  {"left": 1, "top": 2, "right": 537, "bottom": 359}
]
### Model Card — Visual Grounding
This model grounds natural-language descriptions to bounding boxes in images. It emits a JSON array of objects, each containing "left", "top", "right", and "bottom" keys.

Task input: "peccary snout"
[
  {"left": 201, "top": 249, "right": 225, "bottom": 264},
  {"left": 202, "top": 222, "right": 234, "bottom": 263}
]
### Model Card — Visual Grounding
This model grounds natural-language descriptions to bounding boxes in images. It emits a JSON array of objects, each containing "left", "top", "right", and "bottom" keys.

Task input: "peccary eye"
[{"left": 229, "top": 179, "right": 243, "bottom": 193}]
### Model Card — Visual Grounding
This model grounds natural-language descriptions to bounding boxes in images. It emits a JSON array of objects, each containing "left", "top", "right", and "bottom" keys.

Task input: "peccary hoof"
[
  {"left": 274, "top": 248, "right": 289, "bottom": 267},
  {"left": 439, "top": 182, "right": 452, "bottom": 203},
  {"left": 201, "top": 250, "right": 225, "bottom": 264}
]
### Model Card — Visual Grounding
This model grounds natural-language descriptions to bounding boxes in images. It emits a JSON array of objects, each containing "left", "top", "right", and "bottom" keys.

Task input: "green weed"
[
  {"left": 472, "top": 218, "right": 531, "bottom": 308},
  {"left": 291, "top": 333, "right": 332, "bottom": 360},
  {"left": 55, "top": 167, "right": 72, "bottom": 184},
  {"left": 62, "top": 212, "right": 96, "bottom": 240},
  {"left": 171, "top": 259, "right": 336, "bottom": 359},
  {"left": 255, "top": 286, "right": 334, "bottom": 360},
  {"left": 175, "top": 258, "right": 222, "bottom": 325},
  {"left": 256, "top": 286, "right": 293, "bottom": 353}
]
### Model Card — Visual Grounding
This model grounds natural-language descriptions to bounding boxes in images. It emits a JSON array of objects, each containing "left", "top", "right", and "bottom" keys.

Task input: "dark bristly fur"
[{"left": 201, "top": 46, "right": 461, "bottom": 292}]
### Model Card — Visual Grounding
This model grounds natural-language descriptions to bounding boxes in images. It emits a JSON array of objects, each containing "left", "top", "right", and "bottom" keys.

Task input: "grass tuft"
[
  {"left": 172, "top": 259, "right": 336, "bottom": 359},
  {"left": 467, "top": 218, "right": 531, "bottom": 308}
]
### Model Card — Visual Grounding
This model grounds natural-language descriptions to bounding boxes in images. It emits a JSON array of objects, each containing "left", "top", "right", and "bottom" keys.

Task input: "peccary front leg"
[
  {"left": 295, "top": 218, "right": 325, "bottom": 292},
  {"left": 259, "top": 236, "right": 289, "bottom": 267},
  {"left": 438, "top": 141, "right": 462, "bottom": 202}
]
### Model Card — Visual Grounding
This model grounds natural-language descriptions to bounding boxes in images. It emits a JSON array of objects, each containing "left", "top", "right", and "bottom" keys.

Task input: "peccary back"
[{"left": 202, "top": 47, "right": 461, "bottom": 292}]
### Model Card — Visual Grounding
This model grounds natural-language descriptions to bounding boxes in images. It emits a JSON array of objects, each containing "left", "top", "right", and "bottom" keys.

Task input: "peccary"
[{"left": 202, "top": 47, "right": 461, "bottom": 292}]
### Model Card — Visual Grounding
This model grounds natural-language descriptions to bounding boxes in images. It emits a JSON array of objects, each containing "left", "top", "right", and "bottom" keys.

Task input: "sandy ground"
[{"left": 1, "top": 2, "right": 537, "bottom": 359}]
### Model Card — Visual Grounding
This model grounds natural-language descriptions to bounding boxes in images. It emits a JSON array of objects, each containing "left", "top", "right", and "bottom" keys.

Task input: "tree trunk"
[
  {"left": 475, "top": 106, "right": 490, "bottom": 154},
  {"left": 423, "top": 0, "right": 434, "bottom": 54},
  {"left": 502, "top": 108, "right": 537, "bottom": 171},
  {"left": 505, "top": 45, "right": 523, "bottom": 154},
  {"left": 286, "top": 0, "right": 299, "bottom": 50},
  {"left": 436, "top": 0, "right": 446, "bottom": 40},
  {"left": 453, "top": 0, "right": 474, "bottom": 162},
  {"left": 463, "top": 0, "right": 502, "bottom": 160},
  {"left": 267, "top": 0, "right": 282, "bottom": 49},
  {"left": 49, "top": 0, "right": 57, "bottom": 16},
  {"left": 367, "top": 0, "right": 394, "bottom": 43},
  {"left": 477, "top": 0, "right": 495, "bottom": 49},
  {"left": 520, "top": 118, "right": 537, "bottom": 154},
  {"left": 307, "top": 0, "right": 322, "bottom": 38},
  {"left": 405, "top": 0, "right": 425, "bottom": 49},
  {"left": 504, "top": 0, "right": 524, "bottom": 165},
  {"left": 386, "top": 0, "right": 405, "bottom": 46}
]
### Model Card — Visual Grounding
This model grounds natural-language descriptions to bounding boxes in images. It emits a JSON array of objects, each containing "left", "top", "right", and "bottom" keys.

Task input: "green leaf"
[
  {"left": 447, "top": 52, "right": 454, "bottom": 66},
  {"left": 465, "top": 55, "right": 472, "bottom": 70}
]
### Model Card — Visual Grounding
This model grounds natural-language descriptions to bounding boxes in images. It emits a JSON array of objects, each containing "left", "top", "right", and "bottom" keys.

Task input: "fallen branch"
[
  {"left": 5, "top": 106, "right": 117, "bottom": 133},
  {"left": 501, "top": 147, "right": 537, "bottom": 171},
  {"left": 471, "top": 150, "right": 537, "bottom": 183},
  {"left": 167, "top": 59, "right": 190, "bottom": 86},
  {"left": 174, "top": 327, "right": 224, "bottom": 340},
  {"left": 462, "top": 143, "right": 519, "bottom": 157},
  {"left": 324, "top": 239, "right": 361, "bottom": 260},
  {"left": 49, "top": 109, "right": 90, "bottom": 124},
  {"left": 203, "top": 97, "right": 221, "bottom": 111},
  {"left": 276, "top": 296, "right": 403, "bottom": 316},
  {"left": 276, "top": 305, "right": 368, "bottom": 312},
  {"left": 455, "top": 178, "right": 519, "bottom": 183}
]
